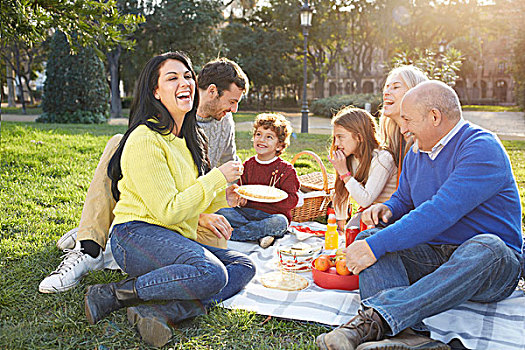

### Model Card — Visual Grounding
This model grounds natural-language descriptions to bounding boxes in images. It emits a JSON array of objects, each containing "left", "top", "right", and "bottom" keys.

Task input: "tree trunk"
[
  {"left": 315, "top": 74, "right": 325, "bottom": 98},
  {"left": 13, "top": 44, "right": 27, "bottom": 114},
  {"left": 23, "top": 76, "right": 35, "bottom": 105},
  {"left": 6, "top": 58, "right": 16, "bottom": 107},
  {"left": 107, "top": 45, "right": 122, "bottom": 119},
  {"left": 354, "top": 76, "right": 362, "bottom": 94}
]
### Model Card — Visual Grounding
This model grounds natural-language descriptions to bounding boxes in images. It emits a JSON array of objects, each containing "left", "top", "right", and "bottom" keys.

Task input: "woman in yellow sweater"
[{"left": 84, "top": 52, "right": 255, "bottom": 347}]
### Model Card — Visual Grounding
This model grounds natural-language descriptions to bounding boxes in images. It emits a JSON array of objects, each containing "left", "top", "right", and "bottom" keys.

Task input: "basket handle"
[{"left": 291, "top": 150, "right": 330, "bottom": 194}]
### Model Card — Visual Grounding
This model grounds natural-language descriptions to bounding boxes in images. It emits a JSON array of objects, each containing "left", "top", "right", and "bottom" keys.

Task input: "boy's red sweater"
[{"left": 241, "top": 156, "right": 300, "bottom": 222}]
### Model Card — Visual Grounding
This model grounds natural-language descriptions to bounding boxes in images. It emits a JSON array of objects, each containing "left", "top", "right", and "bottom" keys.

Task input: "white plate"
[{"left": 235, "top": 185, "right": 288, "bottom": 203}]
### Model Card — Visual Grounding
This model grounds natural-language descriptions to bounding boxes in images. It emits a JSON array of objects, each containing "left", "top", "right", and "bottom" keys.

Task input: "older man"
[
  {"left": 39, "top": 57, "right": 250, "bottom": 294},
  {"left": 316, "top": 81, "right": 524, "bottom": 350}
]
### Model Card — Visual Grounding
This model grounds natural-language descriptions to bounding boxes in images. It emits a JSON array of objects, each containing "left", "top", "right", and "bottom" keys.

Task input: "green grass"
[
  {"left": 1, "top": 121, "right": 523, "bottom": 349},
  {"left": 462, "top": 105, "right": 521, "bottom": 112}
]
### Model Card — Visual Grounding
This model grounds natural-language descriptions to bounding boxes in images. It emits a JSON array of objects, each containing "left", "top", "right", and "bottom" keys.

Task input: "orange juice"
[{"left": 325, "top": 214, "right": 338, "bottom": 250}]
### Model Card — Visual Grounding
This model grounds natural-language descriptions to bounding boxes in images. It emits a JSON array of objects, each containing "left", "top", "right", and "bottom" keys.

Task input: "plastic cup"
[{"left": 345, "top": 226, "right": 360, "bottom": 247}]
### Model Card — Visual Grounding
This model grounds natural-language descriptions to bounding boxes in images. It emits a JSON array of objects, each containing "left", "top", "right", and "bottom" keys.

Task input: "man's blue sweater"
[{"left": 366, "top": 123, "right": 523, "bottom": 259}]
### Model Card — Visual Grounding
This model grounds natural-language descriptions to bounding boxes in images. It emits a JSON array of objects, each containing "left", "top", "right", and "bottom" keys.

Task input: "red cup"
[
  {"left": 360, "top": 220, "right": 368, "bottom": 232},
  {"left": 345, "top": 226, "right": 360, "bottom": 247}
]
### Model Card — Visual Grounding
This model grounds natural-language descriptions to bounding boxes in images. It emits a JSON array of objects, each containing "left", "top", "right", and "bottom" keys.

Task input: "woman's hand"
[
  {"left": 198, "top": 213, "right": 233, "bottom": 240},
  {"left": 225, "top": 184, "right": 247, "bottom": 207},
  {"left": 218, "top": 160, "right": 244, "bottom": 183},
  {"left": 328, "top": 150, "right": 350, "bottom": 177}
]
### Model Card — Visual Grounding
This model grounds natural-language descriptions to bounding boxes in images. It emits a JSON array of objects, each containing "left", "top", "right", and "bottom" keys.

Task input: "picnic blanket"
[{"left": 222, "top": 224, "right": 525, "bottom": 350}]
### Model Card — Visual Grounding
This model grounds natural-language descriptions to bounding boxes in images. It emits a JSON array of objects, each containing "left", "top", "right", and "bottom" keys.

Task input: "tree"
[
  {"left": 39, "top": 32, "right": 109, "bottom": 124},
  {"left": 340, "top": 0, "right": 390, "bottom": 93},
  {"left": 511, "top": 19, "right": 525, "bottom": 109},
  {"left": 221, "top": 18, "right": 301, "bottom": 109},
  {"left": 1, "top": 0, "right": 142, "bottom": 51},
  {"left": 105, "top": 0, "right": 143, "bottom": 119},
  {"left": 392, "top": 47, "right": 463, "bottom": 86},
  {"left": 119, "top": 0, "right": 223, "bottom": 96},
  {"left": 1, "top": 40, "right": 46, "bottom": 113}
]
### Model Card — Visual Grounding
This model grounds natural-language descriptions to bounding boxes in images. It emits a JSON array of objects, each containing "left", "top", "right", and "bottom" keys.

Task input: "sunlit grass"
[{"left": 462, "top": 105, "right": 521, "bottom": 112}]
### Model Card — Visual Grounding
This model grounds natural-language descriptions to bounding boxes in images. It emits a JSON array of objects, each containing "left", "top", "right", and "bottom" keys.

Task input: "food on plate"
[
  {"left": 260, "top": 271, "right": 309, "bottom": 291},
  {"left": 314, "top": 256, "right": 331, "bottom": 272},
  {"left": 336, "top": 259, "right": 351, "bottom": 276},
  {"left": 235, "top": 185, "right": 287, "bottom": 202},
  {"left": 335, "top": 248, "right": 345, "bottom": 257}
]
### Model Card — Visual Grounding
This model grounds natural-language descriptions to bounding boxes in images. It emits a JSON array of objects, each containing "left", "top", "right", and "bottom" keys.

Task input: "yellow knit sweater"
[{"left": 112, "top": 125, "right": 228, "bottom": 240}]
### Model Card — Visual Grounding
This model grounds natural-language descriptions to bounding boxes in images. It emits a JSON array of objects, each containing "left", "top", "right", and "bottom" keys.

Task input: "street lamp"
[{"left": 300, "top": 0, "right": 312, "bottom": 133}]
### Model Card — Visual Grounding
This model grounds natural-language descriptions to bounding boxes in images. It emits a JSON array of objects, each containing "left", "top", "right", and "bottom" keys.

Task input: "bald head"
[
  {"left": 400, "top": 80, "right": 463, "bottom": 152},
  {"left": 404, "top": 80, "right": 462, "bottom": 122}
]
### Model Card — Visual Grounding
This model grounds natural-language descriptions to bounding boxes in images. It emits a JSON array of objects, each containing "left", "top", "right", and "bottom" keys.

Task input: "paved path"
[
  {"left": 238, "top": 111, "right": 525, "bottom": 141},
  {"left": 3, "top": 110, "right": 524, "bottom": 140}
]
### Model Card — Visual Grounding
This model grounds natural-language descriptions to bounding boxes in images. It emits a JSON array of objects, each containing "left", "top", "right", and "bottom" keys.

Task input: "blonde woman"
[{"left": 380, "top": 65, "right": 428, "bottom": 181}]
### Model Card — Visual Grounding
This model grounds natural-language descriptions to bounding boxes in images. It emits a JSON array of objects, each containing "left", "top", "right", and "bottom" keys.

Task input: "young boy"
[{"left": 217, "top": 113, "right": 300, "bottom": 248}]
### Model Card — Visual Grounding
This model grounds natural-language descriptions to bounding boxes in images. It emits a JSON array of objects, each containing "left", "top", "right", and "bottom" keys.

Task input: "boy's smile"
[{"left": 253, "top": 127, "right": 281, "bottom": 161}]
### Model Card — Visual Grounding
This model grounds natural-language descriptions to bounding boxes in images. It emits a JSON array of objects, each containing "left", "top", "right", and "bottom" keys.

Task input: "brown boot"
[
  {"left": 127, "top": 300, "right": 206, "bottom": 348},
  {"left": 355, "top": 328, "right": 450, "bottom": 350},
  {"left": 316, "top": 308, "right": 385, "bottom": 350}
]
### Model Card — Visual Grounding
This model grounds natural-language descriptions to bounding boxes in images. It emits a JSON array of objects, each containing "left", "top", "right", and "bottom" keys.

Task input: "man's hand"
[
  {"left": 225, "top": 184, "right": 247, "bottom": 207},
  {"left": 344, "top": 240, "right": 377, "bottom": 275},
  {"left": 361, "top": 203, "right": 392, "bottom": 228},
  {"left": 198, "top": 213, "right": 233, "bottom": 240}
]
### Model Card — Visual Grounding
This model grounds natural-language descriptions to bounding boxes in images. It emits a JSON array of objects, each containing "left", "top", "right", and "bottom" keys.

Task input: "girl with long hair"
[
  {"left": 83, "top": 52, "right": 255, "bottom": 347},
  {"left": 329, "top": 107, "right": 397, "bottom": 231}
]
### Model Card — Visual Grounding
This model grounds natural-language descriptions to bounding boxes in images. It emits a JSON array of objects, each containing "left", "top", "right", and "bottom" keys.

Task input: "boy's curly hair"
[{"left": 252, "top": 113, "right": 293, "bottom": 156}]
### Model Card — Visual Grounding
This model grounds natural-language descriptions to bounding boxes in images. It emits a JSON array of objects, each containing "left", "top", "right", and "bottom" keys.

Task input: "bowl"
[
  {"left": 277, "top": 242, "right": 322, "bottom": 272},
  {"left": 311, "top": 256, "right": 359, "bottom": 291}
]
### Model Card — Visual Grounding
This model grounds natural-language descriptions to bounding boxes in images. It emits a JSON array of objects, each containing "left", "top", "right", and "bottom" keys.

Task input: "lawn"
[
  {"left": 1, "top": 121, "right": 524, "bottom": 349},
  {"left": 462, "top": 105, "right": 521, "bottom": 112}
]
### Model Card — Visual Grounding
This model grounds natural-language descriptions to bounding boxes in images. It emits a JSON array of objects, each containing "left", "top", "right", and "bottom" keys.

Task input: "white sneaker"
[
  {"left": 39, "top": 242, "right": 104, "bottom": 293},
  {"left": 56, "top": 227, "right": 78, "bottom": 251}
]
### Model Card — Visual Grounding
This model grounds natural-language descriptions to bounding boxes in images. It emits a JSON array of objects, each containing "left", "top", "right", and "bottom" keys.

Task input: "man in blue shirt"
[{"left": 317, "top": 81, "right": 524, "bottom": 350}]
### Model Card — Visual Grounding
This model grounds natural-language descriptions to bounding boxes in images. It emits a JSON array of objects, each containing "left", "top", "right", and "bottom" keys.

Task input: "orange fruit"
[
  {"left": 314, "top": 256, "right": 330, "bottom": 272},
  {"left": 336, "top": 258, "right": 351, "bottom": 276}
]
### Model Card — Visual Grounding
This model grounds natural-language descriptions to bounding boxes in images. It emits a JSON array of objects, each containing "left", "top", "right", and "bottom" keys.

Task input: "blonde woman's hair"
[
  {"left": 252, "top": 113, "right": 292, "bottom": 157},
  {"left": 379, "top": 65, "right": 428, "bottom": 166},
  {"left": 330, "top": 107, "right": 380, "bottom": 211}
]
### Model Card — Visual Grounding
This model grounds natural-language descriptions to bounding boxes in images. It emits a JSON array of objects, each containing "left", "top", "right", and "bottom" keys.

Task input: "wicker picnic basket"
[{"left": 290, "top": 151, "right": 335, "bottom": 222}]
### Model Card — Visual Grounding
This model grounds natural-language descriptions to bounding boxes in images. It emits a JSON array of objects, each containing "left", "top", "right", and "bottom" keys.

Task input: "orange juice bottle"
[{"left": 325, "top": 213, "right": 338, "bottom": 250}]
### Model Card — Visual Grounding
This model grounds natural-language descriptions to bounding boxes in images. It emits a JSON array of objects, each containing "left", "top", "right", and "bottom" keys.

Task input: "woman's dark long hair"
[{"left": 108, "top": 51, "right": 210, "bottom": 201}]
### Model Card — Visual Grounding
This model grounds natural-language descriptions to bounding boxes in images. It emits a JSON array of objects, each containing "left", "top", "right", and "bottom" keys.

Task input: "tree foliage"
[
  {"left": 119, "top": 0, "right": 223, "bottom": 95},
  {"left": 39, "top": 32, "right": 109, "bottom": 124},
  {"left": 392, "top": 47, "right": 463, "bottom": 86},
  {"left": 1, "top": 0, "right": 143, "bottom": 50},
  {"left": 221, "top": 18, "right": 301, "bottom": 104}
]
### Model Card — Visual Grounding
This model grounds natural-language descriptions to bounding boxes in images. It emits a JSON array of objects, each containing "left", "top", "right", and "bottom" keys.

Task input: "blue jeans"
[
  {"left": 216, "top": 207, "right": 288, "bottom": 242},
  {"left": 111, "top": 221, "right": 256, "bottom": 308},
  {"left": 356, "top": 229, "right": 523, "bottom": 335}
]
